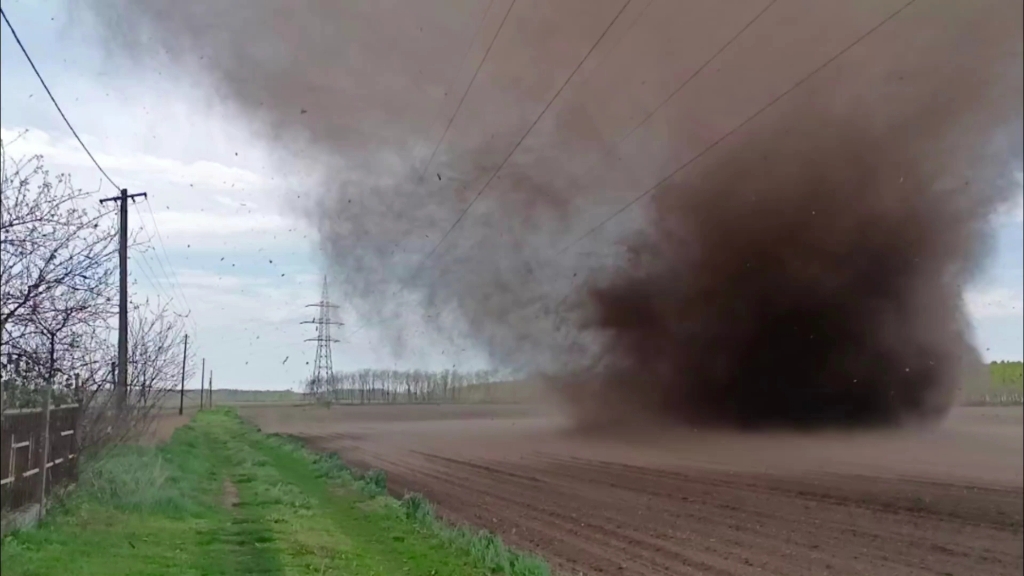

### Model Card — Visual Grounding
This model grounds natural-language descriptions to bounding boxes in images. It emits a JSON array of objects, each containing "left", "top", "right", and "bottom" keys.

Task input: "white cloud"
[
  {"left": 2, "top": 125, "right": 311, "bottom": 250},
  {"left": 0, "top": 127, "right": 269, "bottom": 193},
  {"left": 965, "top": 287, "right": 1023, "bottom": 319},
  {"left": 154, "top": 210, "right": 292, "bottom": 238},
  {"left": 174, "top": 269, "right": 318, "bottom": 326}
]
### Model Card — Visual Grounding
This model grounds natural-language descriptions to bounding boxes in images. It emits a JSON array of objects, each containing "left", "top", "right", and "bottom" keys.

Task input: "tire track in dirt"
[
  {"left": 422, "top": 452, "right": 1018, "bottom": 575},
  {"left": 359, "top": 450, "right": 688, "bottom": 574},
  {"left": 542, "top": 456, "right": 1022, "bottom": 527},
  {"left": 518, "top": 456, "right": 1021, "bottom": 573},
  {"left": 320, "top": 441, "right": 1021, "bottom": 575},
  {"left": 409, "top": 453, "right": 823, "bottom": 574}
]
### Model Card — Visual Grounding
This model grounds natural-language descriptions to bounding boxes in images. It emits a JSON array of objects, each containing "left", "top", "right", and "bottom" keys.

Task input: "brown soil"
[
  {"left": 241, "top": 404, "right": 1024, "bottom": 576},
  {"left": 223, "top": 479, "right": 239, "bottom": 508},
  {"left": 139, "top": 412, "right": 193, "bottom": 446}
]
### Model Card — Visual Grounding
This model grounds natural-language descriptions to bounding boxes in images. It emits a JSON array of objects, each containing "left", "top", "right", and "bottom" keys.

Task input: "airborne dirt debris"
[{"left": 84, "top": 0, "right": 1023, "bottom": 431}]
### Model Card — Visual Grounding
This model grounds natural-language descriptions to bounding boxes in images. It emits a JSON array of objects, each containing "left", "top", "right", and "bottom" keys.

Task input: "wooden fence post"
[
  {"left": 200, "top": 358, "right": 206, "bottom": 411},
  {"left": 37, "top": 380, "right": 51, "bottom": 522}
]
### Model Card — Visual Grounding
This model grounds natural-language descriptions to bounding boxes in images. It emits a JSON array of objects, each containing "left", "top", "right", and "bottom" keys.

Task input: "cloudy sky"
[
  {"left": 2, "top": 1, "right": 1021, "bottom": 390},
  {"left": 0, "top": 1, "right": 499, "bottom": 390}
]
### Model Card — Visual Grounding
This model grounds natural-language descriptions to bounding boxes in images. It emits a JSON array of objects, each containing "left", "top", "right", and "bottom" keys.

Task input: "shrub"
[
  {"left": 359, "top": 469, "right": 388, "bottom": 497},
  {"left": 400, "top": 492, "right": 435, "bottom": 523},
  {"left": 311, "top": 452, "right": 351, "bottom": 480}
]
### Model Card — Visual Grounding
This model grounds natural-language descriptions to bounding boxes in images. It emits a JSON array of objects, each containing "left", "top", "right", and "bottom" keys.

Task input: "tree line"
[{"left": 304, "top": 368, "right": 504, "bottom": 404}]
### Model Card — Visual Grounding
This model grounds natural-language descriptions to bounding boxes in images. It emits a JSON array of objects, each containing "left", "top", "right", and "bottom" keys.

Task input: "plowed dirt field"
[{"left": 241, "top": 404, "right": 1023, "bottom": 576}]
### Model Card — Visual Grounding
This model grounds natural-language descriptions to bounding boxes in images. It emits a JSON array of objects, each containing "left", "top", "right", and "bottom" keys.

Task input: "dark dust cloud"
[
  {"left": 84, "top": 0, "right": 1022, "bottom": 428},
  {"left": 564, "top": 111, "right": 1016, "bottom": 430}
]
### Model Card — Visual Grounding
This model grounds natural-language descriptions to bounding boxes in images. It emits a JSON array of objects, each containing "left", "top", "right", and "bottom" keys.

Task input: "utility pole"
[
  {"left": 199, "top": 358, "right": 206, "bottom": 410},
  {"left": 207, "top": 370, "right": 213, "bottom": 409},
  {"left": 99, "top": 188, "right": 146, "bottom": 411},
  {"left": 301, "top": 276, "right": 342, "bottom": 403},
  {"left": 178, "top": 334, "right": 188, "bottom": 416}
]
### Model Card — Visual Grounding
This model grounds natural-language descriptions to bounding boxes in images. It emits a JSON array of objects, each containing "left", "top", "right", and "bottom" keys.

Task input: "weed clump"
[
  {"left": 400, "top": 493, "right": 435, "bottom": 523},
  {"left": 77, "top": 445, "right": 187, "bottom": 514},
  {"left": 311, "top": 452, "right": 352, "bottom": 480},
  {"left": 358, "top": 469, "right": 388, "bottom": 497}
]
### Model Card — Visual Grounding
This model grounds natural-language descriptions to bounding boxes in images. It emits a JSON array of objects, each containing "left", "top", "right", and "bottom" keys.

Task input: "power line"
[
  {"left": 415, "top": 0, "right": 497, "bottom": 170},
  {"left": 612, "top": 0, "right": 778, "bottom": 151},
  {"left": 337, "top": 2, "right": 655, "bottom": 345},
  {"left": 132, "top": 199, "right": 193, "bottom": 318},
  {"left": 415, "top": 0, "right": 635, "bottom": 270},
  {"left": 339, "top": 1, "right": 638, "bottom": 342},
  {"left": 415, "top": 0, "right": 777, "bottom": 270},
  {"left": 436, "top": 0, "right": 775, "bottom": 264},
  {"left": 344, "top": 0, "right": 920, "bottom": 342},
  {"left": 419, "top": 0, "right": 768, "bottom": 270},
  {"left": 2, "top": 7, "right": 198, "bottom": 360},
  {"left": 558, "top": 0, "right": 918, "bottom": 254},
  {"left": 137, "top": 200, "right": 198, "bottom": 341},
  {"left": 125, "top": 212, "right": 198, "bottom": 350},
  {"left": 419, "top": 0, "right": 517, "bottom": 178},
  {"left": 339, "top": 1, "right": 638, "bottom": 340},
  {"left": 0, "top": 7, "right": 121, "bottom": 191},
  {"left": 329, "top": 1, "right": 517, "bottom": 343},
  {"left": 126, "top": 208, "right": 175, "bottom": 298},
  {"left": 324, "top": 0, "right": 502, "bottom": 307},
  {"left": 129, "top": 238, "right": 174, "bottom": 301}
]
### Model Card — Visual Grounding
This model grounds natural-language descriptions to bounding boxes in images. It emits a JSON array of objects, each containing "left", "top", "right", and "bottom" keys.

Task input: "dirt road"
[{"left": 241, "top": 404, "right": 1023, "bottom": 575}]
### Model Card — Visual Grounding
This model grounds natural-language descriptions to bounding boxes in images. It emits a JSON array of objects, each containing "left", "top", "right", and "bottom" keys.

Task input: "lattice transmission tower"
[{"left": 301, "top": 276, "right": 342, "bottom": 401}]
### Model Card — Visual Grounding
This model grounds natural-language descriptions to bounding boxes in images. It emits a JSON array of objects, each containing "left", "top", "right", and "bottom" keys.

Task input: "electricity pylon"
[{"left": 301, "top": 276, "right": 342, "bottom": 402}]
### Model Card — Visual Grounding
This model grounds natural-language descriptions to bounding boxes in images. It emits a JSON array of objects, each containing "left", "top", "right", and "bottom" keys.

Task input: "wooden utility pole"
[
  {"left": 200, "top": 358, "right": 206, "bottom": 410},
  {"left": 207, "top": 371, "right": 213, "bottom": 409},
  {"left": 99, "top": 188, "right": 146, "bottom": 411},
  {"left": 178, "top": 334, "right": 188, "bottom": 416}
]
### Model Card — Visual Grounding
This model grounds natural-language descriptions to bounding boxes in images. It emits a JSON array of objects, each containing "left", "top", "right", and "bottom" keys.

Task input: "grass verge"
[{"left": 0, "top": 409, "right": 548, "bottom": 576}]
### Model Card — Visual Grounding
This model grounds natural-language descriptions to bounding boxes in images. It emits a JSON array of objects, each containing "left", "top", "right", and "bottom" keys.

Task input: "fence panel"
[{"left": 1, "top": 405, "right": 80, "bottom": 513}]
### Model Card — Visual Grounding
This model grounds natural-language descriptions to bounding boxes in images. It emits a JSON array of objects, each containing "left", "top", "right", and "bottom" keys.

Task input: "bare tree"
[
  {"left": 2, "top": 136, "right": 190, "bottom": 451},
  {"left": 1, "top": 136, "right": 117, "bottom": 412},
  {"left": 76, "top": 300, "right": 193, "bottom": 451}
]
